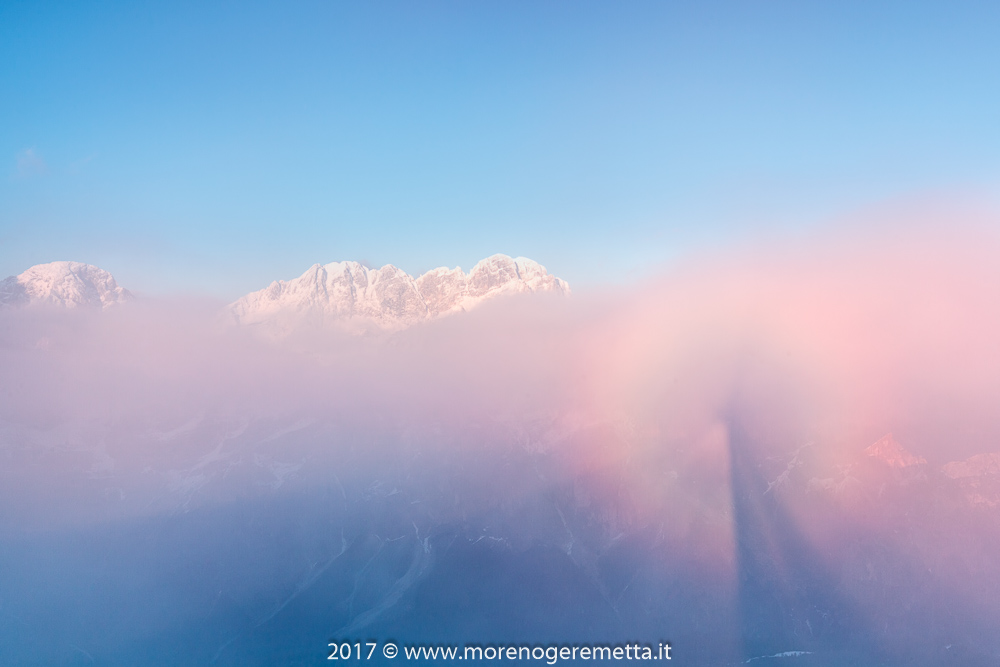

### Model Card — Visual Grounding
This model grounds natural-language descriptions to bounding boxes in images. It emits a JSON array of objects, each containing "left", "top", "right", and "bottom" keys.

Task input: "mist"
[{"left": 2, "top": 216, "right": 1000, "bottom": 665}]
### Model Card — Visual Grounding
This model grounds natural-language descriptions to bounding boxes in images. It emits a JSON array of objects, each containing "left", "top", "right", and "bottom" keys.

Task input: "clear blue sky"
[{"left": 2, "top": 0, "right": 998, "bottom": 298}]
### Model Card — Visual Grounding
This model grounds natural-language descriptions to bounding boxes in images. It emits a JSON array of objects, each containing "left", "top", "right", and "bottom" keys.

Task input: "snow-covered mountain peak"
[
  {"left": 0, "top": 261, "right": 133, "bottom": 310},
  {"left": 230, "top": 254, "right": 569, "bottom": 331},
  {"left": 864, "top": 433, "right": 927, "bottom": 468}
]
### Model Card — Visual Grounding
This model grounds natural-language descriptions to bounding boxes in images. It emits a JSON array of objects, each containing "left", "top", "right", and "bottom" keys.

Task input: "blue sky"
[{"left": 2, "top": 0, "right": 998, "bottom": 298}]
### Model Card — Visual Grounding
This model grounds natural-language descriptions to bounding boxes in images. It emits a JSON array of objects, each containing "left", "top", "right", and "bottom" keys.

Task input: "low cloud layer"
[{"left": 2, "top": 211, "right": 1000, "bottom": 664}]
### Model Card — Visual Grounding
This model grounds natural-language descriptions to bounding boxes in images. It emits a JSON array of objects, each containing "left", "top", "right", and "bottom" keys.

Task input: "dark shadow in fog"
[{"left": 727, "top": 412, "right": 872, "bottom": 664}]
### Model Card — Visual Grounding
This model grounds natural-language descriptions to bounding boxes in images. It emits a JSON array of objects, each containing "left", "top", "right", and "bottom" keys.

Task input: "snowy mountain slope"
[
  {"left": 0, "top": 261, "right": 132, "bottom": 309},
  {"left": 864, "top": 432, "right": 927, "bottom": 468},
  {"left": 230, "top": 254, "right": 569, "bottom": 330},
  {"left": 943, "top": 452, "right": 1000, "bottom": 507},
  {"left": 0, "top": 254, "right": 566, "bottom": 329},
  {"left": 229, "top": 261, "right": 429, "bottom": 329}
]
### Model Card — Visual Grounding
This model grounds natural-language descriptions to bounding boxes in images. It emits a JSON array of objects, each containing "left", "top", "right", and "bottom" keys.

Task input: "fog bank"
[{"left": 2, "top": 216, "right": 1000, "bottom": 665}]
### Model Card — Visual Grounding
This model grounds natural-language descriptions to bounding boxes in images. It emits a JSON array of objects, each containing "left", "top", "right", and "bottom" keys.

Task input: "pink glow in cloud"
[{"left": 2, "top": 205, "right": 1000, "bottom": 663}]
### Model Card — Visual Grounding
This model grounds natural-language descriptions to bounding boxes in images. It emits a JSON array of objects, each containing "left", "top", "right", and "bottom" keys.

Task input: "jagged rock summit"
[
  {"left": 865, "top": 433, "right": 927, "bottom": 468},
  {"left": 229, "top": 254, "right": 569, "bottom": 331},
  {"left": 0, "top": 261, "right": 133, "bottom": 310}
]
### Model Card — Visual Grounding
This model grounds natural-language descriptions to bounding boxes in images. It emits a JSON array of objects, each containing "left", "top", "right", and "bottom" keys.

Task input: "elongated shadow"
[{"left": 727, "top": 413, "right": 871, "bottom": 663}]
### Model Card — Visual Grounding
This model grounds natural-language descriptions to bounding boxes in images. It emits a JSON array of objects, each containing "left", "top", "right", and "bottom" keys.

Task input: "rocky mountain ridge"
[
  {"left": 227, "top": 253, "right": 570, "bottom": 330},
  {"left": 0, "top": 261, "right": 132, "bottom": 310},
  {"left": 1, "top": 254, "right": 569, "bottom": 331}
]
